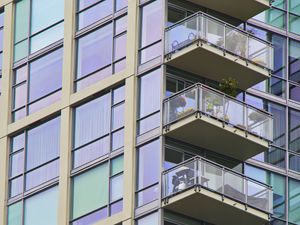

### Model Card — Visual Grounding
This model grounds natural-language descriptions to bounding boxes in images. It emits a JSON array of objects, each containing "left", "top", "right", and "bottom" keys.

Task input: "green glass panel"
[
  {"left": 7, "top": 201, "right": 22, "bottom": 225},
  {"left": 290, "top": 0, "right": 300, "bottom": 15},
  {"left": 111, "top": 155, "right": 124, "bottom": 176},
  {"left": 245, "top": 165, "right": 286, "bottom": 219},
  {"left": 31, "top": 0, "right": 64, "bottom": 34},
  {"left": 273, "top": 0, "right": 285, "bottom": 9},
  {"left": 14, "top": 0, "right": 29, "bottom": 43},
  {"left": 14, "top": 39, "right": 28, "bottom": 62},
  {"left": 289, "top": 179, "right": 300, "bottom": 224},
  {"left": 254, "top": 9, "right": 285, "bottom": 29},
  {"left": 289, "top": 14, "right": 300, "bottom": 35},
  {"left": 72, "top": 162, "right": 109, "bottom": 219},
  {"left": 24, "top": 186, "right": 58, "bottom": 225}
]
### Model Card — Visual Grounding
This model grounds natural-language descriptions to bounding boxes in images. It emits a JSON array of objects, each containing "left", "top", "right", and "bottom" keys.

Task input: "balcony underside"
[
  {"left": 163, "top": 114, "right": 269, "bottom": 161},
  {"left": 163, "top": 188, "right": 269, "bottom": 225},
  {"left": 187, "top": 0, "right": 269, "bottom": 21},
  {"left": 165, "top": 41, "right": 270, "bottom": 91}
]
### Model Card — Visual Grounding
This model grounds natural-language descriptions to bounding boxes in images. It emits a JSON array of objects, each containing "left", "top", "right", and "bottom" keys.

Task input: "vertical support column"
[
  {"left": 0, "top": 3, "right": 14, "bottom": 225},
  {"left": 57, "top": 0, "right": 75, "bottom": 224},
  {"left": 0, "top": 2, "right": 13, "bottom": 137},
  {"left": 122, "top": 75, "right": 137, "bottom": 225},
  {"left": 61, "top": 0, "right": 75, "bottom": 108},
  {"left": 0, "top": 137, "right": 9, "bottom": 225},
  {"left": 57, "top": 107, "right": 72, "bottom": 225},
  {"left": 126, "top": 0, "right": 139, "bottom": 77}
]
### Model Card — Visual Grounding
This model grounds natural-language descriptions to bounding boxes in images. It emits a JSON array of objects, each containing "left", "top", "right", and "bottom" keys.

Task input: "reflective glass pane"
[
  {"left": 77, "top": 24, "right": 113, "bottom": 78},
  {"left": 111, "top": 155, "right": 124, "bottom": 176},
  {"left": 289, "top": 14, "right": 300, "bottom": 35},
  {"left": 253, "top": 9, "right": 285, "bottom": 29},
  {"left": 72, "top": 163, "right": 109, "bottom": 219},
  {"left": 14, "top": 40, "right": 29, "bottom": 62},
  {"left": 74, "top": 94, "right": 110, "bottom": 148},
  {"left": 24, "top": 186, "right": 58, "bottom": 225},
  {"left": 289, "top": 179, "right": 300, "bottom": 224},
  {"left": 114, "top": 34, "right": 126, "bottom": 61},
  {"left": 7, "top": 201, "right": 22, "bottom": 225},
  {"left": 110, "top": 174, "right": 123, "bottom": 202},
  {"left": 78, "top": 0, "right": 113, "bottom": 30},
  {"left": 30, "top": 22, "right": 64, "bottom": 54},
  {"left": 29, "top": 48, "right": 63, "bottom": 102},
  {"left": 138, "top": 140, "right": 160, "bottom": 189},
  {"left": 31, "top": 0, "right": 64, "bottom": 34},
  {"left": 26, "top": 117, "right": 61, "bottom": 170},
  {"left": 14, "top": 0, "right": 29, "bottom": 43}
]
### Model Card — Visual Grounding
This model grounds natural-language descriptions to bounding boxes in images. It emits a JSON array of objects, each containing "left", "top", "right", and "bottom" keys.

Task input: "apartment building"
[{"left": 0, "top": 0, "right": 299, "bottom": 225}]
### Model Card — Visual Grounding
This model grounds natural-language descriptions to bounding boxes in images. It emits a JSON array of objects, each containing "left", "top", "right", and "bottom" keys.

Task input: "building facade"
[{"left": 0, "top": 0, "right": 299, "bottom": 225}]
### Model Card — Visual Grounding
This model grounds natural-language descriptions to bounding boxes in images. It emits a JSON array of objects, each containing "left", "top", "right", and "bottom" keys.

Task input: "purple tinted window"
[
  {"left": 116, "top": 0, "right": 127, "bottom": 11},
  {"left": 78, "top": 0, "right": 113, "bottom": 30},
  {"left": 137, "top": 184, "right": 159, "bottom": 206},
  {"left": 72, "top": 207, "right": 107, "bottom": 225},
  {"left": 25, "top": 159, "right": 59, "bottom": 191},
  {"left": 11, "top": 151, "right": 24, "bottom": 177},
  {"left": 110, "top": 200, "right": 123, "bottom": 215},
  {"left": 29, "top": 48, "right": 63, "bottom": 102},
  {"left": 10, "top": 176, "right": 23, "bottom": 197},
  {"left": 77, "top": 24, "right": 113, "bottom": 79},
  {"left": 26, "top": 117, "right": 61, "bottom": 170},
  {"left": 114, "top": 34, "right": 126, "bottom": 61},
  {"left": 73, "top": 136, "right": 110, "bottom": 168},
  {"left": 138, "top": 139, "right": 160, "bottom": 189},
  {"left": 78, "top": 0, "right": 100, "bottom": 10}
]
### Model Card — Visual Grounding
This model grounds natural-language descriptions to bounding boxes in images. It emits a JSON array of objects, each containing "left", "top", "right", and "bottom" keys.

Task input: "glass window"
[
  {"left": 253, "top": 8, "right": 286, "bottom": 29},
  {"left": 252, "top": 145, "right": 286, "bottom": 169},
  {"left": 76, "top": 17, "right": 127, "bottom": 91},
  {"left": 139, "top": 0, "right": 163, "bottom": 64},
  {"left": 72, "top": 163, "right": 109, "bottom": 219},
  {"left": 245, "top": 95, "right": 286, "bottom": 148},
  {"left": 73, "top": 85, "right": 125, "bottom": 168},
  {"left": 289, "top": 178, "right": 300, "bottom": 224},
  {"left": 14, "top": 0, "right": 64, "bottom": 62},
  {"left": 138, "top": 68, "right": 161, "bottom": 135},
  {"left": 245, "top": 165, "right": 286, "bottom": 219},
  {"left": 77, "top": 0, "right": 127, "bottom": 30},
  {"left": 12, "top": 48, "right": 63, "bottom": 121},
  {"left": 137, "top": 139, "right": 160, "bottom": 206},
  {"left": 71, "top": 155, "right": 124, "bottom": 223},
  {"left": 289, "top": 14, "right": 300, "bottom": 35},
  {"left": 137, "top": 212, "right": 159, "bottom": 225},
  {"left": 7, "top": 186, "right": 58, "bottom": 225},
  {"left": 289, "top": 40, "right": 300, "bottom": 84},
  {"left": 289, "top": 108, "right": 300, "bottom": 153},
  {"left": 9, "top": 117, "right": 60, "bottom": 197},
  {"left": 24, "top": 186, "right": 58, "bottom": 225},
  {"left": 290, "top": 0, "right": 300, "bottom": 15},
  {"left": 289, "top": 152, "right": 300, "bottom": 173},
  {"left": 246, "top": 25, "right": 286, "bottom": 78}
]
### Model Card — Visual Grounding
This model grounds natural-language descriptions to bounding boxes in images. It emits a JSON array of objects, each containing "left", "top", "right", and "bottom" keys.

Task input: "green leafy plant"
[{"left": 219, "top": 77, "right": 238, "bottom": 97}]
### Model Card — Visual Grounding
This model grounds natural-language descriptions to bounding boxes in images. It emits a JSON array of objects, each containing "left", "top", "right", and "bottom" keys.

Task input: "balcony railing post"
[
  {"left": 222, "top": 168, "right": 225, "bottom": 196},
  {"left": 196, "top": 13, "right": 200, "bottom": 40},
  {"left": 197, "top": 85, "right": 201, "bottom": 112},
  {"left": 246, "top": 34, "right": 250, "bottom": 60},
  {"left": 198, "top": 158, "right": 201, "bottom": 187},
  {"left": 195, "top": 158, "right": 198, "bottom": 186},
  {"left": 245, "top": 178, "right": 248, "bottom": 208},
  {"left": 245, "top": 106, "right": 248, "bottom": 131},
  {"left": 223, "top": 24, "right": 226, "bottom": 50}
]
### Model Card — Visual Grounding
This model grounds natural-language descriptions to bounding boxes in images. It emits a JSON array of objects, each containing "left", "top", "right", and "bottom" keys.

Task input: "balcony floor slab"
[
  {"left": 163, "top": 188, "right": 269, "bottom": 225},
  {"left": 163, "top": 114, "right": 269, "bottom": 161},
  {"left": 165, "top": 41, "right": 270, "bottom": 91},
  {"left": 187, "top": 0, "right": 269, "bottom": 21}
]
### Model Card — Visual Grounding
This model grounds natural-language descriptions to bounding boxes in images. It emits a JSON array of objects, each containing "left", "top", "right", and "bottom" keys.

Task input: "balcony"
[
  {"left": 165, "top": 12, "right": 274, "bottom": 90},
  {"left": 163, "top": 84, "right": 273, "bottom": 161},
  {"left": 162, "top": 156, "right": 273, "bottom": 225},
  {"left": 185, "top": 0, "right": 270, "bottom": 21}
]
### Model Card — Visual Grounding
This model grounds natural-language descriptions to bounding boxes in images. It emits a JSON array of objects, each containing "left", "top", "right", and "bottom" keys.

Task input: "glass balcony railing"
[
  {"left": 162, "top": 156, "right": 273, "bottom": 214},
  {"left": 165, "top": 11, "right": 274, "bottom": 71},
  {"left": 163, "top": 83, "right": 274, "bottom": 142}
]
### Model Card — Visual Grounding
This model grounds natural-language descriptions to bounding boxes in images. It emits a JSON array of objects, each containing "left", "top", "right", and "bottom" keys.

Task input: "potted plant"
[{"left": 219, "top": 77, "right": 239, "bottom": 123}]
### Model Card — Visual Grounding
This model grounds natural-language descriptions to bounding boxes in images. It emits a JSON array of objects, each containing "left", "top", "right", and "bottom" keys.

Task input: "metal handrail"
[
  {"left": 162, "top": 156, "right": 272, "bottom": 189},
  {"left": 163, "top": 83, "right": 273, "bottom": 117},
  {"left": 162, "top": 156, "right": 273, "bottom": 213},
  {"left": 165, "top": 11, "right": 274, "bottom": 70},
  {"left": 165, "top": 10, "right": 273, "bottom": 48}
]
